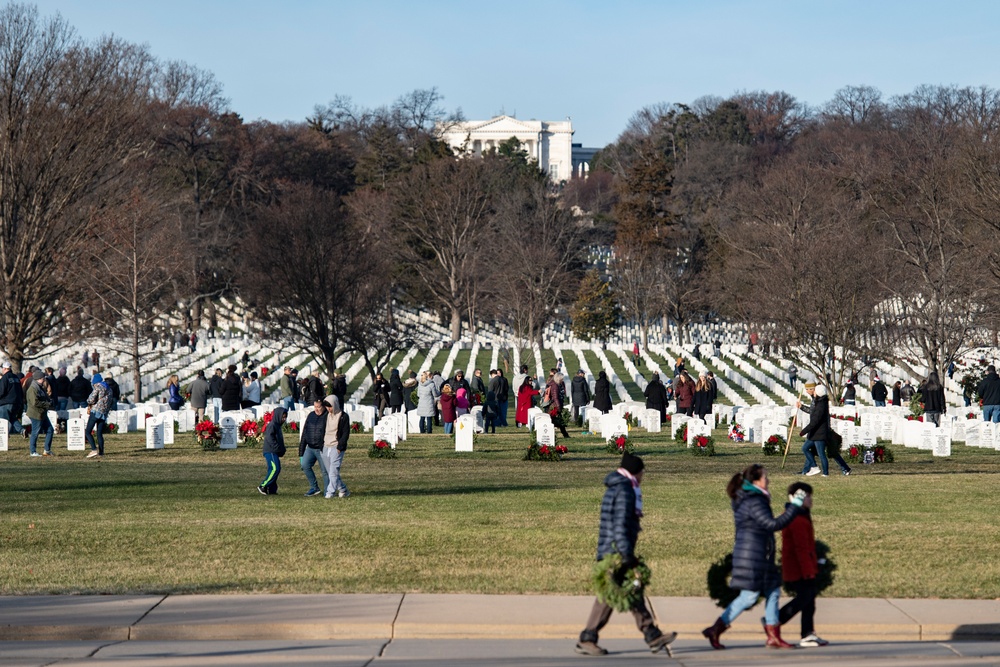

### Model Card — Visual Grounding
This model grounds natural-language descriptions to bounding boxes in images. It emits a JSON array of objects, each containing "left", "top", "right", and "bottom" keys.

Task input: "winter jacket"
[
  {"left": 416, "top": 379, "right": 439, "bottom": 417},
  {"left": 891, "top": 385, "right": 901, "bottom": 406},
  {"left": 842, "top": 384, "right": 856, "bottom": 402},
  {"left": 694, "top": 387, "right": 713, "bottom": 417},
  {"left": 324, "top": 408, "right": 350, "bottom": 452},
  {"left": 450, "top": 376, "right": 471, "bottom": 396},
  {"left": 440, "top": 392, "right": 456, "bottom": 423},
  {"left": 388, "top": 371, "right": 405, "bottom": 407},
  {"left": 470, "top": 374, "right": 487, "bottom": 396},
  {"left": 168, "top": 383, "right": 184, "bottom": 409},
  {"left": 488, "top": 375, "right": 509, "bottom": 402},
  {"left": 220, "top": 373, "right": 243, "bottom": 411},
  {"left": 262, "top": 407, "right": 286, "bottom": 456},
  {"left": 373, "top": 378, "right": 390, "bottom": 407},
  {"left": 86, "top": 383, "right": 113, "bottom": 418},
  {"left": 209, "top": 375, "right": 225, "bottom": 399},
  {"left": 516, "top": 385, "right": 539, "bottom": 424},
  {"left": 871, "top": 381, "right": 888, "bottom": 402},
  {"left": 596, "top": 470, "right": 641, "bottom": 561},
  {"left": 593, "top": 373, "right": 612, "bottom": 413},
  {"left": 304, "top": 376, "right": 324, "bottom": 405},
  {"left": 403, "top": 377, "right": 418, "bottom": 411},
  {"left": 571, "top": 375, "right": 592, "bottom": 407},
  {"left": 799, "top": 395, "right": 831, "bottom": 442},
  {"left": 189, "top": 377, "right": 210, "bottom": 409},
  {"left": 70, "top": 374, "right": 91, "bottom": 402},
  {"left": 977, "top": 372, "right": 1000, "bottom": 406},
  {"left": 644, "top": 380, "right": 667, "bottom": 411},
  {"left": 781, "top": 508, "right": 818, "bottom": 583},
  {"left": 298, "top": 409, "right": 328, "bottom": 455},
  {"left": 106, "top": 378, "right": 121, "bottom": 407},
  {"left": 674, "top": 379, "right": 695, "bottom": 409},
  {"left": 54, "top": 375, "right": 71, "bottom": 398},
  {"left": 26, "top": 381, "right": 51, "bottom": 420},
  {"left": 729, "top": 485, "right": 798, "bottom": 592},
  {"left": 0, "top": 371, "right": 19, "bottom": 406},
  {"left": 279, "top": 374, "right": 294, "bottom": 399},
  {"left": 920, "top": 383, "right": 946, "bottom": 413},
  {"left": 330, "top": 376, "right": 347, "bottom": 407}
]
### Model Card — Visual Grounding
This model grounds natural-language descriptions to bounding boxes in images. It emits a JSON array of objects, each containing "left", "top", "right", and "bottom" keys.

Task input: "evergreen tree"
[{"left": 571, "top": 270, "right": 619, "bottom": 342}]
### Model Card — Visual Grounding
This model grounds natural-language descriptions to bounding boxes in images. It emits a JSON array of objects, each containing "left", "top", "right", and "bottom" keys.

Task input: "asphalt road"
[{"left": 4, "top": 638, "right": 1000, "bottom": 667}]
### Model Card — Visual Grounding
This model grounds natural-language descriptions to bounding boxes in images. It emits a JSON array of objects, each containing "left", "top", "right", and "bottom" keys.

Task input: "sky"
[{"left": 27, "top": 0, "right": 1000, "bottom": 147}]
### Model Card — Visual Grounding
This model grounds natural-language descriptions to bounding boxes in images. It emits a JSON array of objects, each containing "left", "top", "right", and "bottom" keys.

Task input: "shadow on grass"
[
  {"left": 14, "top": 479, "right": 178, "bottom": 493},
  {"left": 364, "top": 484, "right": 554, "bottom": 497}
]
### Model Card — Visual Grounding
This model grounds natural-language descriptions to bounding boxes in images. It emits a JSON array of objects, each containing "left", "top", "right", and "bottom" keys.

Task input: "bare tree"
[{"left": 0, "top": 5, "right": 155, "bottom": 370}]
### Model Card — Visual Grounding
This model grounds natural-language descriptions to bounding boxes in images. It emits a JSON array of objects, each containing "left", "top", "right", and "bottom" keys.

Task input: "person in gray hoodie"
[
  {"left": 323, "top": 395, "right": 350, "bottom": 498},
  {"left": 258, "top": 407, "right": 286, "bottom": 495}
]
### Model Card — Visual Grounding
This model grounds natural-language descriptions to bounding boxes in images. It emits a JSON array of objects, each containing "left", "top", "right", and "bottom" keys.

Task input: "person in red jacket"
[{"left": 777, "top": 482, "right": 829, "bottom": 648}]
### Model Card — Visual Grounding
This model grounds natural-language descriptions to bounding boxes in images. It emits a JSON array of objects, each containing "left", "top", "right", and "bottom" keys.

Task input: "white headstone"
[
  {"left": 965, "top": 420, "right": 981, "bottom": 447},
  {"left": 455, "top": 414, "right": 475, "bottom": 452},
  {"left": 373, "top": 422, "right": 398, "bottom": 449},
  {"left": 526, "top": 407, "right": 544, "bottom": 430},
  {"left": 534, "top": 413, "right": 553, "bottom": 431},
  {"left": 0, "top": 418, "right": 8, "bottom": 451},
  {"left": 601, "top": 414, "right": 628, "bottom": 440},
  {"left": 859, "top": 427, "right": 877, "bottom": 448},
  {"left": 145, "top": 417, "right": 163, "bottom": 450},
  {"left": 917, "top": 424, "right": 936, "bottom": 451},
  {"left": 349, "top": 410, "right": 367, "bottom": 431},
  {"left": 537, "top": 420, "right": 556, "bottom": 447},
  {"left": 645, "top": 409, "right": 661, "bottom": 433},
  {"left": 177, "top": 409, "right": 196, "bottom": 433},
  {"left": 407, "top": 410, "right": 421, "bottom": 435},
  {"left": 471, "top": 405, "right": 485, "bottom": 433},
  {"left": 981, "top": 422, "right": 995, "bottom": 450},
  {"left": 67, "top": 417, "right": 86, "bottom": 451},
  {"left": 219, "top": 415, "right": 237, "bottom": 449},
  {"left": 932, "top": 431, "right": 951, "bottom": 457},
  {"left": 110, "top": 410, "right": 129, "bottom": 434},
  {"left": 162, "top": 412, "right": 175, "bottom": 445}
]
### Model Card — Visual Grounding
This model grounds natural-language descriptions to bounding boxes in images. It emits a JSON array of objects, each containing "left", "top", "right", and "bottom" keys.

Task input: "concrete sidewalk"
[{"left": 0, "top": 594, "right": 998, "bottom": 643}]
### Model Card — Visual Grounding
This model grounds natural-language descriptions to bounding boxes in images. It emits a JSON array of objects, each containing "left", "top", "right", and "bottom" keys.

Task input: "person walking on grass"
[
  {"left": 702, "top": 463, "right": 806, "bottom": 650},
  {"left": 575, "top": 452, "right": 677, "bottom": 657},
  {"left": 26, "top": 371, "right": 53, "bottom": 457},
  {"left": 84, "top": 373, "right": 112, "bottom": 459},
  {"left": 323, "top": 395, "right": 350, "bottom": 499},
  {"left": 299, "top": 399, "right": 329, "bottom": 497},
  {"left": 797, "top": 384, "right": 851, "bottom": 477},
  {"left": 776, "top": 481, "right": 830, "bottom": 648},
  {"left": 258, "top": 406, "right": 287, "bottom": 495}
]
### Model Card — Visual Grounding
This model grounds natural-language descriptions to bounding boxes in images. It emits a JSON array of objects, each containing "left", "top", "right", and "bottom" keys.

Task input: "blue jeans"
[
  {"left": 57, "top": 398, "right": 68, "bottom": 412},
  {"left": 323, "top": 447, "right": 348, "bottom": 497},
  {"left": 282, "top": 396, "right": 295, "bottom": 412},
  {"left": 29, "top": 414, "right": 54, "bottom": 454},
  {"left": 497, "top": 400, "right": 509, "bottom": 427},
  {"left": 211, "top": 398, "right": 222, "bottom": 422},
  {"left": 85, "top": 414, "right": 106, "bottom": 454},
  {"left": 72, "top": 400, "right": 87, "bottom": 410},
  {"left": 874, "top": 400, "right": 886, "bottom": 407},
  {"left": 444, "top": 422, "right": 453, "bottom": 434},
  {"left": 801, "top": 439, "right": 828, "bottom": 475},
  {"left": 261, "top": 451, "right": 281, "bottom": 494},
  {"left": 301, "top": 446, "right": 329, "bottom": 493},
  {"left": 984, "top": 405, "right": 1000, "bottom": 423},
  {"left": 419, "top": 416, "right": 433, "bottom": 433},
  {"left": 721, "top": 586, "right": 781, "bottom": 626}
]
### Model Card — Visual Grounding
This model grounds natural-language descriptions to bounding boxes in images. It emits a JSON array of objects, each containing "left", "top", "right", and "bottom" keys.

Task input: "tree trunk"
[
  {"left": 132, "top": 328, "right": 142, "bottom": 404},
  {"left": 450, "top": 307, "right": 462, "bottom": 342}
]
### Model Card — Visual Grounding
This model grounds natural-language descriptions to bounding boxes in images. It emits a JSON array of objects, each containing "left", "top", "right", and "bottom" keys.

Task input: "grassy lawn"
[{"left": 2, "top": 427, "right": 999, "bottom": 599}]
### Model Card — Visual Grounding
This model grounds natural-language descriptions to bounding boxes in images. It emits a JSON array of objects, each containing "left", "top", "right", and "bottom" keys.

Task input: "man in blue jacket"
[{"left": 575, "top": 453, "right": 676, "bottom": 657}]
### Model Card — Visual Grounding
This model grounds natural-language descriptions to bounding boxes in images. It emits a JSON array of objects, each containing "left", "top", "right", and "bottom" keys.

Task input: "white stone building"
[{"left": 438, "top": 115, "right": 574, "bottom": 182}]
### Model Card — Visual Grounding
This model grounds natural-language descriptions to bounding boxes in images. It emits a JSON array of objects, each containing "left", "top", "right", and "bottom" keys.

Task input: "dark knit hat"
[{"left": 620, "top": 452, "right": 644, "bottom": 475}]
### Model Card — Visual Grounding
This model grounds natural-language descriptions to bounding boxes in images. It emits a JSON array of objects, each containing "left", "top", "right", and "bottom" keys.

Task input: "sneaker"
[
  {"left": 304, "top": 489, "right": 321, "bottom": 497},
  {"left": 324, "top": 493, "right": 333, "bottom": 499},
  {"left": 257, "top": 486, "right": 268, "bottom": 495},
  {"left": 338, "top": 490, "right": 351, "bottom": 498},
  {"left": 29, "top": 452, "right": 40, "bottom": 457},
  {"left": 821, "top": 474, "right": 828, "bottom": 477},
  {"left": 42, "top": 451, "right": 52, "bottom": 457},
  {"left": 806, "top": 467, "right": 822, "bottom": 476},
  {"left": 574, "top": 641, "right": 607, "bottom": 656},
  {"left": 86, "top": 450, "right": 99, "bottom": 459},
  {"left": 647, "top": 631, "right": 677, "bottom": 655},
  {"left": 843, "top": 469, "right": 852, "bottom": 476},
  {"left": 799, "top": 633, "right": 829, "bottom": 647}
]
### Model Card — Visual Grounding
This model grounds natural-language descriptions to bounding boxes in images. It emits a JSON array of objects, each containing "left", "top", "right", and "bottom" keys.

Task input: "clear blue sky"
[{"left": 29, "top": 0, "right": 1000, "bottom": 147}]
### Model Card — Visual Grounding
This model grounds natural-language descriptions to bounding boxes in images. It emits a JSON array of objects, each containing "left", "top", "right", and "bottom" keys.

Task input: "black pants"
[{"left": 779, "top": 579, "right": 817, "bottom": 638}]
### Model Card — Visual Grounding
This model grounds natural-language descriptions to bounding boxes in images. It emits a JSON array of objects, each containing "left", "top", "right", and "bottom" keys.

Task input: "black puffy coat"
[
  {"left": 871, "top": 381, "right": 888, "bottom": 402},
  {"left": 388, "top": 371, "right": 405, "bottom": 407},
  {"left": 977, "top": 372, "right": 1000, "bottom": 406},
  {"left": 729, "top": 486, "right": 798, "bottom": 592},
  {"left": 593, "top": 373, "right": 613, "bottom": 413},
  {"left": 220, "top": 373, "right": 243, "bottom": 411},
  {"left": 920, "top": 383, "right": 946, "bottom": 413},
  {"left": 799, "top": 394, "right": 830, "bottom": 442},
  {"left": 595, "top": 470, "right": 641, "bottom": 561}
]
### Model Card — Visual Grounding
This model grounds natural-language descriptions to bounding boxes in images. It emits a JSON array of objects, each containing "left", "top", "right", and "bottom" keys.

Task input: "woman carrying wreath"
[{"left": 702, "top": 463, "right": 805, "bottom": 650}]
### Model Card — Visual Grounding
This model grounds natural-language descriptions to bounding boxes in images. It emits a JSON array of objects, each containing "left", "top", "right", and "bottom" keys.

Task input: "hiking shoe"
[
  {"left": 806, "top": 467, "right": 821, "bottom": 476},
  {"left": 574, "top": 641, "right": 607, "bottom": 656},
  {"left": 647, "top": 631, "right": 677, "bottom": 655},
  {"left": 339, "top": 491, "right": 351, "bottom": 498},
  {"left": 86, "top": 450, "right": 99, "bottom": 459},
  {"left": 304, "top": 489, "right": 321, "bottom": 497},
  {"left": 799, "top": 633, "right": 829, "bottom": 647}
]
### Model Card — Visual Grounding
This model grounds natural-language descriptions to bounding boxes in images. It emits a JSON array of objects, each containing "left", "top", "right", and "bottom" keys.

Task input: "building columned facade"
[{"left": 438, "top": 115, "right": 574, "bottom": 182}]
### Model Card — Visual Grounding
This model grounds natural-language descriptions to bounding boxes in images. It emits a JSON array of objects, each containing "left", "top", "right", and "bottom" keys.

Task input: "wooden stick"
[{"left": 781, "top": 387, "right": 806, "bottom": 470}]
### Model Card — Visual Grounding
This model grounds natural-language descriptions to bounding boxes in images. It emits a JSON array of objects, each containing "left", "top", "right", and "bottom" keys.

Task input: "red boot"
[
  {"left": 702, "top": 617, "right": 728, "bottom": 650},
  {"left": 765, "top": 623, "right": 795, "bottom": 649}
]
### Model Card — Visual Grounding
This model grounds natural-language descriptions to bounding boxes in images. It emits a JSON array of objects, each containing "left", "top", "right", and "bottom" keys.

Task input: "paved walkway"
[{"left": 1, "top": 594, "right": 998, "bottom": 642}]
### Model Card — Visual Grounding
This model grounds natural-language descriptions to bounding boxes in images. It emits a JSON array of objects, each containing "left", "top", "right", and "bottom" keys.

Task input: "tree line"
[{"left": 2, "top": 3, "right": 997, "bottom": 396}]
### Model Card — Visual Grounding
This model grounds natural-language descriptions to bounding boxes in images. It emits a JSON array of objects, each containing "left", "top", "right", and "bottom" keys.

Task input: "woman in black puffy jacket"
[{"left": 702, "top": 464, "right": 804, "bottom": 650}]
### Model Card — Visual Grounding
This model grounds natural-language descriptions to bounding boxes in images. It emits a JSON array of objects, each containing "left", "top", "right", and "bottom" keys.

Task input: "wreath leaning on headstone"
[
  {"left": 706, "top": 541, "right": 837, "bottom": 608},
  {"left": 591, "top": 552, "right": 652, "bottom": 613}
]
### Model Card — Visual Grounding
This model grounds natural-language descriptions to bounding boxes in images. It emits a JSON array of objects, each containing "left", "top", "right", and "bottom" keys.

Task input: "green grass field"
[{"left": 2, "top": 425, "right": 998, "bottom": 598}]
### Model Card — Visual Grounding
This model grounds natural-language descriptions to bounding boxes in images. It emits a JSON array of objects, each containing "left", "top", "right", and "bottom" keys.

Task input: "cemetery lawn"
[{"left": 2, "top": 427, "right": 999, "bottom": 599}]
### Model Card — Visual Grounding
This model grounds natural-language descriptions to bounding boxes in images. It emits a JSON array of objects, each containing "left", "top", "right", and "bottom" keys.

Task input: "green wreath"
[
  {"left": 706, "top": 541, "right": 837, "bottom": 608},
  {"left": 591, "top": 552, "right": 652, "bottom": 613}
]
